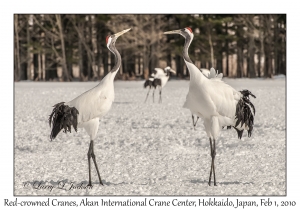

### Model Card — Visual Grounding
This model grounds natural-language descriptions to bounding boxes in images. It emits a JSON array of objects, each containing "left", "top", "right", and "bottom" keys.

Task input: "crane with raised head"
[
  {"left": 48, "top": 28, "right": 131, "bottom": 186},
  {"left": 164, "top": 27, "right": 256, "bottom": 186}
]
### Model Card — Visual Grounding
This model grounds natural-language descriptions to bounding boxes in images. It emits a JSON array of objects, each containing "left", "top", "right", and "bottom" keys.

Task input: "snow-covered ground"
[{"left": 14, "top": 78, "right": 285, "bottom": 196}]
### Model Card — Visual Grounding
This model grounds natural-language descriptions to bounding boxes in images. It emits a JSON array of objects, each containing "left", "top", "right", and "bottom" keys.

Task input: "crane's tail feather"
[
  {"left": 144, "top": 80, "right": 151, "bottom": 88},
  {"left": 234, "top": 90, "right": 256, "bottom": 139},
  {"left": 233, "top": 127, "right": 244, "bottom": 139},
  {"left": 48, "top": 102, "right": 79, "bottom": 141}
]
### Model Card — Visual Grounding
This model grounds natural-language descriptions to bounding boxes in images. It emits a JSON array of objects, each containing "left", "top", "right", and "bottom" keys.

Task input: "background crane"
[
  {"left": 48, "top": 28, "right": 131, "bottom": 186},
  {"left": 143, "top": 77, "right": 161, "bottom": 103},
  {"left": 164, "top": 27, "right": 256, "bottom": 186},
  {"left": 149, "top": 66, "right": 176, "bottom": 103}
]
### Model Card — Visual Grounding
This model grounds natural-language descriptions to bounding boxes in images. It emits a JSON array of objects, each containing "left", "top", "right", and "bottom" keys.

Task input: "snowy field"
[{"left": 14, "top": 78, "right": 285, "bottom": 196}]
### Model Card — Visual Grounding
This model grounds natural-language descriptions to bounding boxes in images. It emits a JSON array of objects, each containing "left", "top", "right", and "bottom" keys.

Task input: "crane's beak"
[
  {"left": 114, "top": 28, "right": 131, "bottom": 38},
  {"left": 164, "top": 29, "right": 181, "bottom": 35}
]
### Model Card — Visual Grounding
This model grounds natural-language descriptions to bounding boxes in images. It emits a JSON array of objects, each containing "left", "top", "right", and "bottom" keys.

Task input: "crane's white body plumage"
[
  {"left": 183, "top": 62, "right": 244, "bottom": 139},
  {"left": 164, "top": 27, "right": 255, "bottom": 186},
  {"left": 65, "top": 71, "right": 117, "bottom": 139},
  {"left": 190, "top": 67, "right": 224, "bottom": 124}
]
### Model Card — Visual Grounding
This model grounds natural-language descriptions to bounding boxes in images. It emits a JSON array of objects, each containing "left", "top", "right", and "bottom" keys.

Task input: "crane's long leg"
[
  {"left": 192, "top": 115, "right": 199, "bottom": 130},
  {"left": 152, "top": 89, "right": 155, "bottom": 103},
  {"left": 208, "top": 138, "right": 213, "bottom": 186},
  {"left": 87, "top": 141, "right": 93, "bottom": 186},
  {"left": 208, "top": 138, "right": 217, "bottom": 186},
  {"left": 212, "top": 138, "right": 216, "bottom": 186},
  {"left": 192, "top": 115, "right": 195, "bottom": 129},
  {"left": 159, "top": 87, "right": 162, "bottom": 103},
  {"left": 87, "top": 140, "right": 103, "bottom": 186},
  {"left": 194, "top": 116, "right": 199, "bottom": 127},
  {"left": 144, "top": 87, "right": 151, "bottom": 103}
]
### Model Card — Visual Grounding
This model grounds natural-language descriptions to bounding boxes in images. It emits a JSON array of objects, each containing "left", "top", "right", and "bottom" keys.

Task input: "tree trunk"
[
  {"left": 225, "top": 22, "right": 229, "bottom": 77},
  {"left": 216, "top": 54, "right": 223, "bottom": 75},
  {"left": 248, "top": 34, "right": 256, "bottom": 78},
  {"left": 90, "top": 15, "right": 97, "bottom": 80},
  {"left": 56, "top": 14, "right": 69, "bottom": 81},
  {"left": 175, "top": 55, "right": 182, "bottom": 78},
  {"left": 208, "top": 30, "right": 215, "bottom": 68},
  {"left": 143, "top": 46, "right": 150, "bottom": 79},
  {"left": 237, "top": 45, "right": 243, "bottom": 78},
  {"left": 257, "top": 51, "right": 261, "bottom": 77},
  {"left": 259, "top": 15, "right": 265, "bottom": 77},
  {"left": 40, "top": 16, "right": 46, "bottom": 81},
  {"left": 264, "top": 15, "right": 273, "bottom": 78},
  {"left": 273, "top": 14, "right": 278, "bottom": 75},
  {"left": 38, "top": 53, "right": 42, "bottom": 80},
  {"left": 27, "top": 15, "right": 34, "bottom": 80},
  {"left": 14, "top": 14, "right": 21, "bottom": 81}
]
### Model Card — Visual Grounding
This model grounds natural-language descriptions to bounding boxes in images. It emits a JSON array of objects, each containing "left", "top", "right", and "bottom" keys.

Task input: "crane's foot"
[
  {"left": 208, "top": 181, "right": 217, "bottom": 186},
  {"left": 87, "top": 181, "right": 104, "bottom": 187}
]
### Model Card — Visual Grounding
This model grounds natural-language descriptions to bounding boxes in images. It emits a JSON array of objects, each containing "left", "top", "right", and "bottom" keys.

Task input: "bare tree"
[
  {"left": 238, "top": 15, "right": 259, "bottom": 78},
  {"left": 263, "top": 15, "right": 273, "bottom": 78},
  {"left": 107, "top": 15, "right": 169, "bottom": 79},
  {"left": 14, "top": 14, "right": 21, "bottom": 81},
  {"left": 55, "top": 15, "right": 70, "bottom": 81}
]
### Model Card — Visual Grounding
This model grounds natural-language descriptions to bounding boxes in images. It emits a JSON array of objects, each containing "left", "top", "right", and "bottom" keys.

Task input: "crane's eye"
[
  {"left": 106, "top": 36, "right": 110, "bottom": 44},
  {"left": 186, "top": 27, "right": 193, "bottom": 33}
]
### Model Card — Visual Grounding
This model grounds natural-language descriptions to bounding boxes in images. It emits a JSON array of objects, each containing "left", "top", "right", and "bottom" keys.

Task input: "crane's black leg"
[
  {"left": 192, "top": 115, "right": 199, "bottom": 130},
  {"left": 152, "top": 89, "right": 155, "bottom": 103},
  {"left": 159, "top": 88, "right": 162, "bottom": 103},
  {"left": 195, "top": 116, "right": 199, "bottom": 127},
  {"left": 144, "top": 88, "right": 151, "bottom": 103},
  {"left": 87, "top": 141, "right": 93, "bottom": 186},
  {"left": 212, "top": 138, "right": 217, "bottom": 186},
  {"left": 91, "top": 140, "right": 104, "bottom": 185},
  {"left": 87, "top": 140, "right": 103, "bottom": 186},
  {"left": 208, "top": 137, "right": 217, "bottom": 186},
  {"left": 192, "top": 115, "right": 195, "bottom": 128},
  {"left": 208, "top": 138, "right": 213, "bottom": 186}
]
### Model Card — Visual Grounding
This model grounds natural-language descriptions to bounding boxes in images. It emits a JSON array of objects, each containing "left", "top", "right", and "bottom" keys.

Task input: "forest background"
[{"left": 13, "top": 14, "right": 286, "bottom": 81}]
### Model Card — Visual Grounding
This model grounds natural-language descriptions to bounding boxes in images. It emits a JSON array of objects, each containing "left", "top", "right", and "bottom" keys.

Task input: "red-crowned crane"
[
  {"left": 143, "top": 77, "right": 160, "bottom": 103},
  {"left": 150, "top": 66, "right": 176, "bottom": 103},
  {"left": 164, "top": 27, "right": 256, "bottom": 186},
  {"left": 48, "top": 28, "right": 131, "bottom": 186}
]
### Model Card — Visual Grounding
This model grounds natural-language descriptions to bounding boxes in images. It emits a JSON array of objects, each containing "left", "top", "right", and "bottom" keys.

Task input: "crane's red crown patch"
[
  {"left": 106, "top": 36, "right": 109, "bottom": 44},
  {"left": 186, "top": 27, "right": 193, "bottom": 33}
]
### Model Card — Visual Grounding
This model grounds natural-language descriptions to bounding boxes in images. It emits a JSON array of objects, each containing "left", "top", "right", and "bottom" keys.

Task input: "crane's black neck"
[
  {"left": 183, "top": 35, "right": 193, "bottom": 64},
  {"left": 109, "top": 42, "right": 121, "bottom": 73}
]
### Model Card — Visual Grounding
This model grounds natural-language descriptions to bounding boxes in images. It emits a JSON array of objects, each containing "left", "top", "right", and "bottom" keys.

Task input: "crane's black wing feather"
[{"left": 49, "top": 102, "right": 79, "bottom": 141}]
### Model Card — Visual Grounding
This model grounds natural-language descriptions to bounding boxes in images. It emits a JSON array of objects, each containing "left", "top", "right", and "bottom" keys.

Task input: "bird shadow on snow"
[
  {"left": 113, "top": 101, "right": 132, "bottom": 104},
  {"left": 189, "top": 179, "right": 254, "bottom": 185}
]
